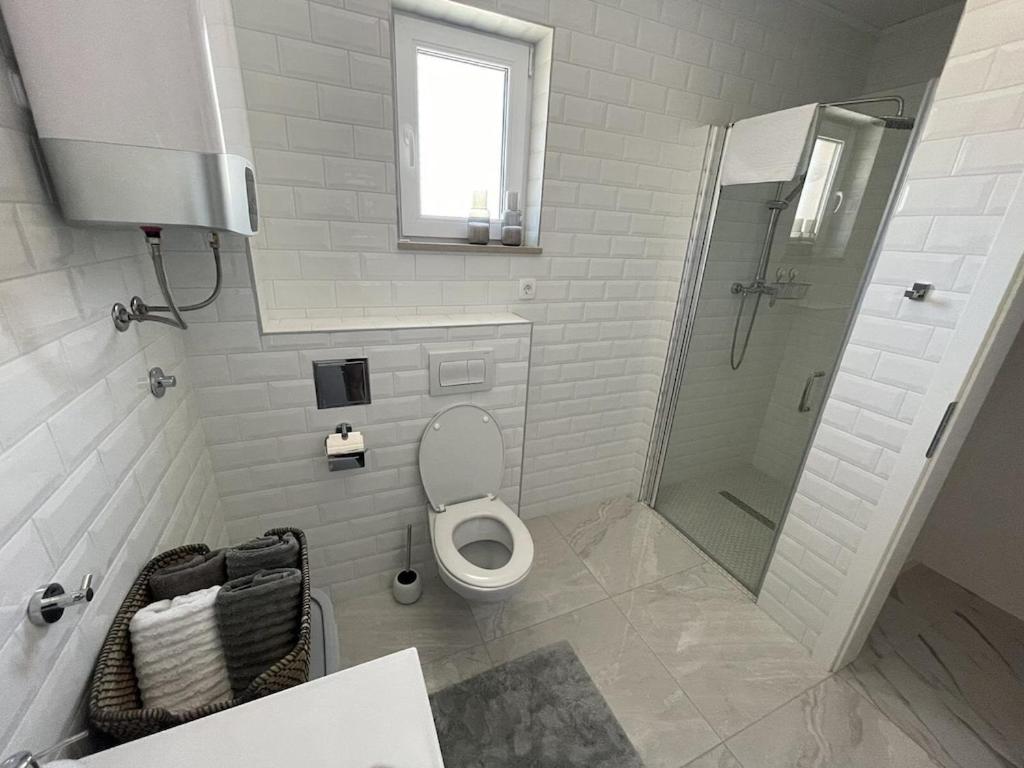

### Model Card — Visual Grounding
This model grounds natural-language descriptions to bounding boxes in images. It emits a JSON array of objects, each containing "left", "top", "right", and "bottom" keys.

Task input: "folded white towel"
[
  {"left": 130, "top": 585, "right": 232, "bottom": 711},
  {"left": 720, "top": 103, "right": 819, "bottom": 186}
]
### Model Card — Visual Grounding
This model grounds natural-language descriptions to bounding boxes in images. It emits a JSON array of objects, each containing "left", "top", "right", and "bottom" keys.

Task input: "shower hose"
[{"left": 730, "top": 287, "right": 762, "bottom": 370}]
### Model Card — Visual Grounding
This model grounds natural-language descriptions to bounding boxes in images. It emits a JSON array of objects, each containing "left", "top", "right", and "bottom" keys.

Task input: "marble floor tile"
[
  {"left": 727, "top": 676, "right": 939, "bottom": 768},
  {"left": 486, "top": 599, "right": 721, "bottom": 768},
  {"left": 420, "top": 645, "right": 492, "bottom": 694},
  {"left": 551, "top": 498, "right": 705, "bottom": 594},
  {"left": 844, "top": 595, "right": 1024, "bottom": 767},
  {"left": 614, "top": 564, "right": 828, "bottom": 738},
  {"left": 682, "top": 745, "right": 743, "bottom": 768},
  {"left": 469, "top": 515, "right": 608, "bottom": 641},
  {"left": 334, "top": 575, "right": 482, "bottom": 668}
]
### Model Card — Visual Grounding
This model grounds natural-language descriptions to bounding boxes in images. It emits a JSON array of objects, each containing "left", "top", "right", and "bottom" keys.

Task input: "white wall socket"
[{"left": 518, "top": 278, "right": 536, "bottom": 300}]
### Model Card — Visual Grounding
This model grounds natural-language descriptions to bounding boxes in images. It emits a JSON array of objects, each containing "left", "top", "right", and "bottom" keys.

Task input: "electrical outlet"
[{"left": 518, "top": 278, "right": 536, "bottom": 300}]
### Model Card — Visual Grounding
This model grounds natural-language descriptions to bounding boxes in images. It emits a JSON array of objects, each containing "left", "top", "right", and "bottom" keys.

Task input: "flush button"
[
  {"left": 466, "top": 358, "right": 486, "bottom": 384},
  {"left": 438, "top": 360, "right": 469, "bottom": 386},
  {"left": 428, "top": 348, "right": 495, "bottom": 395}
]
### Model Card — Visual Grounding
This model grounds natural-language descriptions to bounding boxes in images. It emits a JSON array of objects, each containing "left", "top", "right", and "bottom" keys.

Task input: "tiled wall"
[
  {"left": 230, "top": 0, "right": 884, "bottom": 518},
  {"left": 758, "top": 0, "right": 1024, "bottom": 651},
  {"left": 0, "top": 26, "right": 225, "bottom": 756},
  {"left": 162, "top": 228, "right": 531, "bottom": 599}
]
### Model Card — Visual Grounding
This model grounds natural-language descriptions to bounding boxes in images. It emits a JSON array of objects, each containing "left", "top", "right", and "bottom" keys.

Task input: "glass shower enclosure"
[{"left": 644, "top": 103, "right": 917, "bottom": 593}]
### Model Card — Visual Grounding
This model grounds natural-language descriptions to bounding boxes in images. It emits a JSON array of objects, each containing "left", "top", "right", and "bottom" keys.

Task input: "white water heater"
[{"left": 0, "top": 0, "right": 258, "bottom": 235}]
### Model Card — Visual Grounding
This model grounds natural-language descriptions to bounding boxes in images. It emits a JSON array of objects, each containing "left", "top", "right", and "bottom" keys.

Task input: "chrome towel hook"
[{"left": 28, "top": 574, "right": 94, "bottom": 625}]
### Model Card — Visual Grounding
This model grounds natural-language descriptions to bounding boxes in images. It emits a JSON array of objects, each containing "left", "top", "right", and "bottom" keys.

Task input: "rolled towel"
[
  {"left": 225, "top": 533, "right": 299, "bottom": 579},
  {"left": 149, "top": 549, "right": 227, "bottom": 600},
  {"left": 129, "top": 586, "right": 233, "bottom": 712},
  {"left": 215, "top": 568, "right": 302, "bottom": 696}
]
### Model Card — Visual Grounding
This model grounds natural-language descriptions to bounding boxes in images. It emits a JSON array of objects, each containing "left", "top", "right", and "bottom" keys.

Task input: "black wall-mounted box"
[{"left": 313, "top": 358, "right": 371, "bottom": 409}]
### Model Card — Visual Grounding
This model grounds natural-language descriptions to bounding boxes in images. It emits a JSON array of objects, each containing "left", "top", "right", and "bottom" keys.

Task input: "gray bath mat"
[{"left": 429, "top": 641, "right": 643, "bottom": 768}]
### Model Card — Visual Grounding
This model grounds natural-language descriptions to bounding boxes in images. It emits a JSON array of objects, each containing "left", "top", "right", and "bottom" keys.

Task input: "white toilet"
[{"left": 418, "top": 404, "right": 534, "bottom": 602}]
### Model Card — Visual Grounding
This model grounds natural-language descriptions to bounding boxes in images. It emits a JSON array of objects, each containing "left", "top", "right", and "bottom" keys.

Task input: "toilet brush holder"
[{"left": 392, "top": 524, "right": 422, "bottom": 605}]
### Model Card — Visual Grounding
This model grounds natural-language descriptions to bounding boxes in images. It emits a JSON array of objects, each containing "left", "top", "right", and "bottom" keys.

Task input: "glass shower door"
[{"left": 652, "top": 106, "right": 913, "bottom": 592}]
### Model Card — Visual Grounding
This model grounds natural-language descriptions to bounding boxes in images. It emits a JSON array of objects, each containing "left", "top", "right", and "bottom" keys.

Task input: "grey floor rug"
[{"left": 429, "top": 641, "right": 644, "bottom": 768}]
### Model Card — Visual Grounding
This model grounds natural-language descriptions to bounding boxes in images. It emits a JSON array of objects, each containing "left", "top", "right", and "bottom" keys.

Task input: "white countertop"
[{"left": 83, "top": 648, "right": 444, "bottom": 768}]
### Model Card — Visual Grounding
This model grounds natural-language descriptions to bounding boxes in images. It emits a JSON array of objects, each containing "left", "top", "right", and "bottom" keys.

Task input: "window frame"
[
  {"left": 790, "top": 135, "right": 845, "bottom": 243},
  {"left": 393, "top": 12, "right": 532, "bottom": 241}
]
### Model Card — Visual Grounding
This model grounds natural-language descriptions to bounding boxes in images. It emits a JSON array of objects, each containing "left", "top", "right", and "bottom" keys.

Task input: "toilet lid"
[{"left": 419, "top": 404, "right": 504, "bottom": 510}]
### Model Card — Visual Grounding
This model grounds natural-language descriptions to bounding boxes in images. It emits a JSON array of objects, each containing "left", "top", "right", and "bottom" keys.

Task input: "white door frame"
[{"left": 816, "top": 179, "right": 1024, "bottom": 670}]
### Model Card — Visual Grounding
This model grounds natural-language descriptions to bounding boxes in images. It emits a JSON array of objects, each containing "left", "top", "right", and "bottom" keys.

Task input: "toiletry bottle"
[
  {"left": 467, "top": 190, "right": 490, "bottom": 245},
  {"left": 500, "top": 190, "right": 523, "bottom": 247}
]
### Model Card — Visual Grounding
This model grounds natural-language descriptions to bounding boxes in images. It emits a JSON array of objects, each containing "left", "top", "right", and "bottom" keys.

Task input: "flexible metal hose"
[
  {"left": 729, "top": 288, "right": 762, "bottom": 370},
  {"left": 145, "top": 233, "right": 222, "bottom": 313}
]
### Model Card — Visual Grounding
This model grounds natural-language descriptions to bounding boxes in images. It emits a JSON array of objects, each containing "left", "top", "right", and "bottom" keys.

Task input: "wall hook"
[{"left": 28, "top": 574, "right": 94, "bottom": 625}]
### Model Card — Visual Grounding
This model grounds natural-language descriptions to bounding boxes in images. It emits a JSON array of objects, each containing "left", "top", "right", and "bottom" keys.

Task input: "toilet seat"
[
  {"left": 430, "top": 496, "right": 533, "bottom": 591},
  {"left": 419, "top": 404, "right": 534, "bottom": 600},
  {"left": 419, "top": 403, "right": 504, "bottom": 511}
]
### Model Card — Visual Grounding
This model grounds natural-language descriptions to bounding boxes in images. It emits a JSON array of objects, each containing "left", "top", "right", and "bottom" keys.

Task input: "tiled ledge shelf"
[
  {"left": 261, "top": 311, "right": 531, "bottom": 335},
  {"left": 397, "top": 239, "right": 542, "bottom": 254}
]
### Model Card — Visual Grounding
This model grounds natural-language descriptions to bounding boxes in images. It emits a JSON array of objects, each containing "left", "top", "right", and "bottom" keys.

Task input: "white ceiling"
[{"left": 814, "top": 0, "right": 962, "bottom": 29}]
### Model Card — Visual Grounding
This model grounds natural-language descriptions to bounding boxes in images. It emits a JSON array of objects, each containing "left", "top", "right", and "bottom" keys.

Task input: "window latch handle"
[{"left": 402, "top": 125, "right": 416, "bottom": 168}]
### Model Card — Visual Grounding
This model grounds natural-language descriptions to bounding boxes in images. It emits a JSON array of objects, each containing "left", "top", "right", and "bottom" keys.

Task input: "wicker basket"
[{"left": 88, "top": 527, "right": 311, "bottom": 742}]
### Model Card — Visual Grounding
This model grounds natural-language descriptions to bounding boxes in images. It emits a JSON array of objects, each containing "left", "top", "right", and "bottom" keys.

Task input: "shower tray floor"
[{"left": 655, "top": 464, "right": 791, "bottom": 592}]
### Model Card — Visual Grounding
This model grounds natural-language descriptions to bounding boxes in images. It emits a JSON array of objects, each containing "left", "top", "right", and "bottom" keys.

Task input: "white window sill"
[
  {"left": 397, "top": 239, "right": 542, "bottom": 254},
  {"left": 260, "top": 311, "right": 532, "bottom": 335}
]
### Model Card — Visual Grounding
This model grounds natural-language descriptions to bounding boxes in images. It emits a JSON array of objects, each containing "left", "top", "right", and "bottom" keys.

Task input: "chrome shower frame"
[
  {"left": 640, "top": 89, "right": 934, "bottom": 594},
  {"left": 640, "top": 125, "right": 727, "bottom": 508}
]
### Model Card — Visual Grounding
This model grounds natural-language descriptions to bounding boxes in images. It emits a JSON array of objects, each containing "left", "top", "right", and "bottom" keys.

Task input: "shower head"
[
  {"left": 880, "top": 115, "right": 915, "bottom": 130},
  {"left": 824, "top": 96, "right": 915, "bottom": 130}
]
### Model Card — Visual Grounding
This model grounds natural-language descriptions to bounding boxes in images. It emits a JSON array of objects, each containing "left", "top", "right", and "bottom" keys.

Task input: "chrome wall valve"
[
  {"left": 149, "top": 366, "right": 177, "bottom": 398},
  {"left": 28, "top": 574, "right": 94, "bottom": 626}
]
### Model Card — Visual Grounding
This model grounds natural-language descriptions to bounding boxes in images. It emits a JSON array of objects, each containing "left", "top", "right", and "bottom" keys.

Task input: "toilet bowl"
[{"left": 419, "top": 404, "right": 533, "bottom": 602}]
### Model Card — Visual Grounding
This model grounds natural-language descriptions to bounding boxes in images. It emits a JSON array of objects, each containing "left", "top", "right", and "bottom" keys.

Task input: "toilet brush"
[{"left": 392, "top": 524, "right": 422, "bottom": 604}]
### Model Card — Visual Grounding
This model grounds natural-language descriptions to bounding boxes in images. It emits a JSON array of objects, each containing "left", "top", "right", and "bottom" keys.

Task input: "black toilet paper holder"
[{"left": 325, "top": 422, "right": 366, "bottom": 471}]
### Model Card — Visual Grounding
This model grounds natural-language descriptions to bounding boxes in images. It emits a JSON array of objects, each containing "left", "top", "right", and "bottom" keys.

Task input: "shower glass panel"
[{"left": 652, "top": 106, "right": 913, "bottom": 592}]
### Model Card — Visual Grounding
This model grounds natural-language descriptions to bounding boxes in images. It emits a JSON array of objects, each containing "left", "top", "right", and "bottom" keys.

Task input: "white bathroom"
[{"left": 1, "top": 0, "right": 1022, "bottom": 766}]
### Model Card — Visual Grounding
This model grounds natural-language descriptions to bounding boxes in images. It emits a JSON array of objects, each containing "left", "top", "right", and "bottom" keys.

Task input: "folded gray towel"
[
  {"left": 215, "top": 568, "right": 302, "bottom": 695},
  {"left": 225, "top": 534, "right": 299, "bottom": 580},
  {"left": 149, "top": 550, "right": 227, "bottom": 600}
]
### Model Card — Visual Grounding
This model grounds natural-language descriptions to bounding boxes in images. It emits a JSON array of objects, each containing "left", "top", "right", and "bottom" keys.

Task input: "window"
[
  {"left": 790, "top": 136, "right": 844, "bottom": 241},
  {"left": 394, "top": 13, "right": 532, "bottom": 241}
]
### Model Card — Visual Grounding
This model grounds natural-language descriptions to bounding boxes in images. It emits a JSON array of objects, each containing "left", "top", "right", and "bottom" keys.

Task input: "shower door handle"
[{"left": 798, "top": 371, "right": 826, "bottom": 413}]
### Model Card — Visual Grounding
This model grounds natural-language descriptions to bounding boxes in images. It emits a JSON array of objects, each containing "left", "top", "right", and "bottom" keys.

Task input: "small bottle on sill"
[
  {"left": 500, "top": 190, "right": 523, "bottom": 247},
  {"left": 467, "top": 190, "right": 490, "bottom": 245}
]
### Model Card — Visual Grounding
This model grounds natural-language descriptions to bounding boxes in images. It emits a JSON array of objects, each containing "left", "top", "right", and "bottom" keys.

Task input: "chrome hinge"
[
  {"left": 926, "top": 401, "right": 957, "bottom": 458},
  {"left": 528, "top": 47, "right": 534, "bottom": 78}
]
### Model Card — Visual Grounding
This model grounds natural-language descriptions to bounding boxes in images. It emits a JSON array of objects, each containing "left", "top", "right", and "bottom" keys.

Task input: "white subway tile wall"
[
  {"left": 0, "top": 33, "right": 226, "bottom": 757},
  {"left": 759, "top": 0, "right": 1024, "bottom": 651},
  {"left": 233, "top": 0, "right": 883, "bottom": 518},
  {"left": 161, "top": 228, "right": 531, "bottom": 600}
]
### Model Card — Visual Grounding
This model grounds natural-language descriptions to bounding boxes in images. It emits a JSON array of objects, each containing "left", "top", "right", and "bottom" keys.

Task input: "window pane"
[
  {"left": 791, "top": 137, "right": 843, "bottom": 240},
  {"left": 417, "top": 50, "right": 506, "bottom": 219}
]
